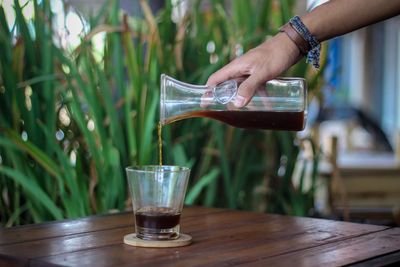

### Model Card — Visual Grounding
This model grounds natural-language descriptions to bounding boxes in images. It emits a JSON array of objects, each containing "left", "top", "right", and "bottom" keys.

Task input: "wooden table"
[{"left": 1, "top": 206, "right": 400, "bottom": 266}]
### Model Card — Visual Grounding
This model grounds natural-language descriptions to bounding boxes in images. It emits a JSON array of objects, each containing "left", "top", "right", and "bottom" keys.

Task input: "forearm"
[
  {"left": 302, "top": 0, "right": 400, "bottom": 42},
  {"left": 207, "top": 0, "right": 400, "bottom": 106}
]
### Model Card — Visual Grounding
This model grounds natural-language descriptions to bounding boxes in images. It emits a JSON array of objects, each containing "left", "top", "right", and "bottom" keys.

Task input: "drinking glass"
[{"left": 126, "top": 165, "right": 190, "bottom": 240}]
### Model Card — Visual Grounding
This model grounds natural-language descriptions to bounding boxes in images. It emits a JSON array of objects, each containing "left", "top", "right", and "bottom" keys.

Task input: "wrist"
[
  {"left": 276, "top": 32, "right": 304, "bottom": 61},
  {"left": 280, "top": 16, "right": 321, "bottom": 69},
  {"left": 279, "top": 23, "right": 310, "bottom": 55}
]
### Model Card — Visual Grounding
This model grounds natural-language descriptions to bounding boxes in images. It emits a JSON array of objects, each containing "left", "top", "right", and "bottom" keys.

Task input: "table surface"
[{"left": 1, "top": 206, "right": 400, "bottom": 267}]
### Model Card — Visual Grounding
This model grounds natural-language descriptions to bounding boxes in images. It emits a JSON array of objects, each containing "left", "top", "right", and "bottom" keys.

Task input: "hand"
[{"left": 206, "top": 32, "right": 303, "bottom": 108}]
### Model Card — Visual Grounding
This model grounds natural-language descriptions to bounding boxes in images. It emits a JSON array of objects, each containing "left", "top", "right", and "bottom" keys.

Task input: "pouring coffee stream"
[
  {"left": 158, "top": 76, "right": 238, "bottom": 165},
  {"left": 158, "top": 74, "right": 307, "bottom": 165}
]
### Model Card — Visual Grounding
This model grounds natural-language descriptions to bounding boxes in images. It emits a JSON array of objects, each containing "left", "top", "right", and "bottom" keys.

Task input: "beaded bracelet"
[{"left": 281, "top": 16, "right": 321, "bottom": 69}]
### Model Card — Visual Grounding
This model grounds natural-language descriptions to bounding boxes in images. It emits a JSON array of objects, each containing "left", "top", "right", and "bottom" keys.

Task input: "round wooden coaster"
[{"left": 123, "top": 233, "right": 192, "bottom": 248}]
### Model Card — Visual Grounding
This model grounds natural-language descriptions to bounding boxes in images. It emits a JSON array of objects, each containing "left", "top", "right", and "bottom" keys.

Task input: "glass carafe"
[{"left": 160, "top": 74, "right": 307, "bottom": 131}]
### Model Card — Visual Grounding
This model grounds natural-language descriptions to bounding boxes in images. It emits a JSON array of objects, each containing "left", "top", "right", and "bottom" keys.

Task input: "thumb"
[{"left": 233, "top": 74, "right": 264, "bottom": 108}]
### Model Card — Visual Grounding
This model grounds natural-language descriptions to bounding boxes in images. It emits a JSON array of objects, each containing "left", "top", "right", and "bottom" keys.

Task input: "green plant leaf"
[
  {"left": 3, "top": 128, "right": 62, "bottom": 178},
  {"left": 185, "top": 168, "right": 220, "bottom": 205},
  {"left": 0, "top": 166, "right": 63, "bottom": 220}
]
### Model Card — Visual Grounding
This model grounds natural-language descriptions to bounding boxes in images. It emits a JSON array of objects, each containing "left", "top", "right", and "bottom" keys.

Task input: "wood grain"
[
  {"left": 0, "top": 212, "right": 133, "bottom": 246},
  {"left": 0, "top": 206, "right": 399, "bottom": 267}
]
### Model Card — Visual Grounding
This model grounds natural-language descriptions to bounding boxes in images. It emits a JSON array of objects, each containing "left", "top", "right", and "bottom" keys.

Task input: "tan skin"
[{"left": 207, "top": 0, "right": 400, "bottom": 108}]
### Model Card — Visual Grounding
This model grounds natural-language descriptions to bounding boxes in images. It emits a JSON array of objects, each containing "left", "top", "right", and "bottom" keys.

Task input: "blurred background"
[{"left": 0, "top": 0, "right": 399, "bottom": 227}]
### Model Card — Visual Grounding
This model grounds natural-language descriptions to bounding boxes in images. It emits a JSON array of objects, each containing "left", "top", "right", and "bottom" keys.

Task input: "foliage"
[{"left": 0, "top": 0, "right": 324, "bottom": 226}]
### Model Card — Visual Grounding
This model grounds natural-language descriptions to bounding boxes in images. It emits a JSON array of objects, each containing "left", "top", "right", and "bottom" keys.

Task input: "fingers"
[
  {"left": 206, "top": 59, "right": 247, "bottom": 86},
  {"left": 206, "top": 57, "right": 264, "bottom": 108},
  {"left": 233, "top": 74, "right": 264, "bottom": 108}
]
